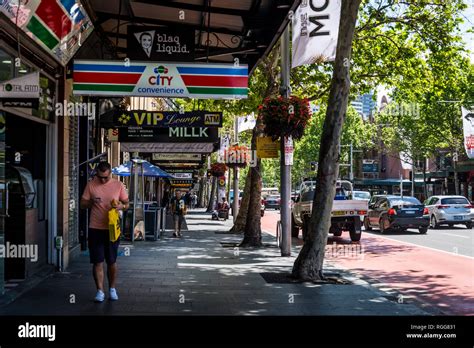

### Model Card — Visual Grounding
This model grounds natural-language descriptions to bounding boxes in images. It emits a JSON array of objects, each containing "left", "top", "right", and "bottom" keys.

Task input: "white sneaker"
[
  {"left": 109, "top": 288, "right": 119, "bottom": 301},
  {"left": 94, "top": 290, "right": 105, "bottom": 302}
]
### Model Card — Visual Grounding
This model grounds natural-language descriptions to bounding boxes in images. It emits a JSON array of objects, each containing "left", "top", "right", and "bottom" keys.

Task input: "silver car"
[{"left": 424, "top": 195, "right": 473, "bottom": 229}]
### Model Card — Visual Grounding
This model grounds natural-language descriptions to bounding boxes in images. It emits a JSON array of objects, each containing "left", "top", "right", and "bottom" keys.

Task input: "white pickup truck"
[{"left": 291, "top": 180, "right": 368, "bottom": 242}]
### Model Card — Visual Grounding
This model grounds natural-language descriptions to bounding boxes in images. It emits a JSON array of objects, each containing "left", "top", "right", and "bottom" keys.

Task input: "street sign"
[
  {"left": 257, "top": 136, "right": 280, "bottom": 158},
  {"left": 284, "top": 136, "right": 293, "bottom": 166}
]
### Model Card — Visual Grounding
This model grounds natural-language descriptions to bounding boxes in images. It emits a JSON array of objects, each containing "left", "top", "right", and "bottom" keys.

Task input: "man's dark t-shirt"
[{"left": 170, "top": 197, "right": 186, "bottom": 215}]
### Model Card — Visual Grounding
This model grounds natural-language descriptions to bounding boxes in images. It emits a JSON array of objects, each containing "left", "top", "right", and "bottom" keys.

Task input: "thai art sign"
[
  {"left": 127, "top": 25, "right": 194, "bottom": 61},
  {"left": 114, "top": 110, "right": 222, "bottom": 127},
  {"left": 73, "top": 60, "right": 248, "bottom": 99},
  {"left": 0, "top": 0, "right": 93, "bottom": 65}
]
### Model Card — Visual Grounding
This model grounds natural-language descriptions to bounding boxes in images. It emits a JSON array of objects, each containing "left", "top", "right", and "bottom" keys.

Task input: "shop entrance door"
[{"left": 4, "top": 113, "right": 48, "bottom": 281}]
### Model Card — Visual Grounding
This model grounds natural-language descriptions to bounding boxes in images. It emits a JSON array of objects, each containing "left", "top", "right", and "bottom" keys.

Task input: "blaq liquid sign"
[{"left": 127, "top": 25, "right": 195, "bottom": 61}]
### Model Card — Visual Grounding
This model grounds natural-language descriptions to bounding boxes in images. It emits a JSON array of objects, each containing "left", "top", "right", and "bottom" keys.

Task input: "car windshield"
[
  {"left": 389, "top": 197, "right": 421, "bottom": 206},
  {"left": 354, "top": 191, "right": 370, "bottom": 200},
  {"left": 267, "top": 195, "right": 279, "bottom": 200}
]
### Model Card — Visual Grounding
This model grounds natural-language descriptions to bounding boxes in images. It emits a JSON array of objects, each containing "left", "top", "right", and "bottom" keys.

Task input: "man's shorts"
[
  {"left": 173, "top": 214, "right": 185, "bottom": 227},
  {"left": 88, "top": 228, "right": 120, "bottom": 265}
]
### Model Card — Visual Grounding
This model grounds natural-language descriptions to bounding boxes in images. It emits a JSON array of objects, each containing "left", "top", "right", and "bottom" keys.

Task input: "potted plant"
[
  {"left": 209, "top": 163, "right": 228, "bottom": 177},
  {"left": 258, "top": 95, "right": 311, "bottom": 141}
]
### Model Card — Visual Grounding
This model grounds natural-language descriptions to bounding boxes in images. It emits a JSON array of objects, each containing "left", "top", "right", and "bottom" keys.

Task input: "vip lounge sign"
[
  {"left": 127, "top": 25, "right": 194, "bottom": 62},
  {"left": 73, "top": 60, "right": 248, "bottom": 99},
  {"left": 118, "top": 127, "right": 219, "bottom": 143},
  {"left": 0, "top": 0, "right": 93, "bottom": 65},
  {"left": 0, "top": 72, "right": 40, "bottom": 108},
  {"left": 114, "top": 110, "right": 222, "bottom": 127},
  {"left": 292, "top": 0, "right": 342, "bottom": 67}
]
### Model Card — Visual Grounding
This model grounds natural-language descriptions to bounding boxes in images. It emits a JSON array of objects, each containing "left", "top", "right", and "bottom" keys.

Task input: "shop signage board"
[
  {"left": 152, "top": 153, "right": 202, "bottom": 161},
  {"left": 362, "top": 160, "right": 378, "bottom": 173},
  {"left": 114, "top": 110, "right": 222, "bottom": 127},
  {"left": 0, "top": 0, "right": 93, "bottom": 65},
  {"left": 0, "top": 72, "right": 40, "bottom": 108},
  {"left": 256, "top": 136, "right": 280, "bottom": 158},
  {"left": 121, "top": 142, "right": 215, "bottom": 153},
  {"left": 118, "top": 127, "right": 218, "bottom": 143},
  {"left": 73, "top": 60, "right": 248, "bottom": 99},
  {"left": 284, "top": 136, "right": 293, "bottom": 166},
  {"left": 127, "top": 25, "right": 194, "bottom": 61},
  {"left": 171, "top": 173, "right": 193, "bottom": 179}
]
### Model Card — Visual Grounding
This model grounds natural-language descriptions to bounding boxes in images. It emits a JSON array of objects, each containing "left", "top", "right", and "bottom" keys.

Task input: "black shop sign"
[{"left": 127, "top": 25, "right": 195, "bottom": 61}]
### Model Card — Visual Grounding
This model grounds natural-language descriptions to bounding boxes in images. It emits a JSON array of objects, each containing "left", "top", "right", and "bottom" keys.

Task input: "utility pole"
[
  {"left": 280, "top": 24, "right": 291, "bottom": 257},
  {"left": 233, "top": 116, "right": 239, "bottom": 221}
]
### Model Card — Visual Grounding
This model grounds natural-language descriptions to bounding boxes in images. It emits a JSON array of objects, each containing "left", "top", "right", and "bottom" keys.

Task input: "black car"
[{"left": 364, "top": 196, "right": 429, "bottom": 234}]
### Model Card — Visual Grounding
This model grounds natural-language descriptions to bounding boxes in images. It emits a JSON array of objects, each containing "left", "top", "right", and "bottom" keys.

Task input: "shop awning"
[
  {"left": 78, "top": 0, "right": 300, "bottom": 73},
  {"left": 112, "top": 160, "right": 171, "bottom": 177}
]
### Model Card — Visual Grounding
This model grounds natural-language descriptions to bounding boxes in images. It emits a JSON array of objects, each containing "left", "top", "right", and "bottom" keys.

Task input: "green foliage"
[{"left": 292, "top": 106, "right": 376, "bottom": 185}]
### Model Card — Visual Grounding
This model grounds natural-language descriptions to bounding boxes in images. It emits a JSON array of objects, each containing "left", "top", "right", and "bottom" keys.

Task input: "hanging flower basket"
[
  {"left": 224, "top": 145, "right": 250, "bottom": 168},
  {"left": 209, "top": 163, "right": 228, "bottom": 177},
  {"left": 258, "top": 95, "right": 311, "bottom": 141}
]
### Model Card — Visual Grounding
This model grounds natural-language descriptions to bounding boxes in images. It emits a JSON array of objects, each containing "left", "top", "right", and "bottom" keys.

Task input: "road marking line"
[
  {"left": 364, "top": 233, "right": 474, "bottom": 260},
  {"left": 440, "top": 232, "right": 471, "bottom": 239}
]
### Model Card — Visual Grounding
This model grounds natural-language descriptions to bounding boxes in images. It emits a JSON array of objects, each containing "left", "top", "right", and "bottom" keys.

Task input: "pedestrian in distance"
[
  {"left": 80, "top": 162, "right": 129, "bottom": 303},
  {"left": 170, "top": 189, "right": 187, "bottom": 238}
]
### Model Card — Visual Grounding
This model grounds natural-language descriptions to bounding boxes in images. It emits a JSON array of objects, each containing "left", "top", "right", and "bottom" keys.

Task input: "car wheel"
[
  {"left": 330, "top": 226, "right": 342, "bottom": 237},
  {"left": 291, "top": 216, "right": 300, "bottom": 238},
  {"left": 419, "top": 226, "right": 428, "bottom": 234},
  {"left": 448, "top": 224, "right": 454, "bottom": 228},
  {"left": 379, "top": 217, "right": 389, "bottom": 234},
  {"left": 466, "top": 222, "right": 472, "bottom": 229},
  {"left": 349, "top": 224, "right": 362, "bottom": 242},
  {"left": 363, "top": 217, "right": 372, "bottom": 231},
  {"left": 430, "top": 215, "right": 439, "bottom": 229}
]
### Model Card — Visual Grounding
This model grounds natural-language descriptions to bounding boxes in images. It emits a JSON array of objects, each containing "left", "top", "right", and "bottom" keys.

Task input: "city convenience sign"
[{"left": 72, "top": 60, "right": 248, "bottom": 99}]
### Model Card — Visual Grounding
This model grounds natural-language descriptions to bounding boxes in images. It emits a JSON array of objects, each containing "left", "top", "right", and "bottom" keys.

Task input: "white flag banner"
[
  {"left": 237, "top": 114, "right": 256, "bottom": 133},
  {"left": 462, "top": 107, "right": 474, "bottom": 159},
  {"left": 400, "top": 152, "right": 413, "bottom": 170},
  {"left": 292, "top": 0, "right": 342, "bottom": 68},
  {"left": 218, "top": 133, "right": 231, "bottom": 162}
]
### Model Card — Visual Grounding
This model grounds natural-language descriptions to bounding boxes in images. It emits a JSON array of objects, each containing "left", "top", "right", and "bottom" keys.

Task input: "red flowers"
[
  {"left": 258, "top": 96, "right": 312, "bottom": 140},
  {"left": 209, "top": 163, "right": 228, "bottom": 177}
]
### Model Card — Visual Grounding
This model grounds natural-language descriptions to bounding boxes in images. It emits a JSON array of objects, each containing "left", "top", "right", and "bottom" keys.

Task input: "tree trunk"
[
  {"left": 228, "top": 168, "right": 251, "bottom": 233},
  {"left": 240, "top": 127, "right": 263, "bottom": 247},
  {"left": 292, "top": 0, "right": 362, "bottom": 281},
  {"left": 206, "top": 176, "right": 217, "bottom": 212}
]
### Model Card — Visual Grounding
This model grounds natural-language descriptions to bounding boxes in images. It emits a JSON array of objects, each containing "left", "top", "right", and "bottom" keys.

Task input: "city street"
[{"left": 261, "top": 210, "right": 474, "bottom": 315}]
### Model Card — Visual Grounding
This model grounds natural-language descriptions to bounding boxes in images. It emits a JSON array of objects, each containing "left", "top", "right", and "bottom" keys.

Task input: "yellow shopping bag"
[{"left": 108, "top": 208, "right": 121, "bottom": 242}]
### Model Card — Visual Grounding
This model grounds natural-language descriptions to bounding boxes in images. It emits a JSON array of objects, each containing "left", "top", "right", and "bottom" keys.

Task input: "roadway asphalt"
[{"left": 261, "top": 209, "right": 474, "bottom": 315}]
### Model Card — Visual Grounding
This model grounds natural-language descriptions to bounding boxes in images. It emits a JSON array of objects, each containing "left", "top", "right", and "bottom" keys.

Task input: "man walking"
[
  {"left": 170, "top": 189, "right": 187, "bottom": 238},
  {"left": 80, "top": 162, "right": 129, "bottom": 302}
]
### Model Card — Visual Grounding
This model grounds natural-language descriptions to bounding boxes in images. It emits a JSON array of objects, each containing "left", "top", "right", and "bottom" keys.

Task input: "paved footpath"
[{"left": 0, "top": 210, "right": 428, "bottom": 316}]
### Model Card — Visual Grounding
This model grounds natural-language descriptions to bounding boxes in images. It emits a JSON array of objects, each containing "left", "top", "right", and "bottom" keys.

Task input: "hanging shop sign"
[
  {"left": 118, "top": 127, "right": 219, "bottom": 143},
  {"left": 0, "top": 72, "right": 40, "bottom": 108},
  {"left": 152, "top": 153, "right": 202, "bottom": 161},
  {"left": 73, "top": 60, "right": 248, "bottom": 99},
  {"left": 121, "top": 142, "right": 215, "bottom": 153},
  {"left": 256, "top": 136, "right": 280, "bottom": 158},
  {"left": 127, "top": 25, "right": 194, "bottom": 62},
  {"left": 362, "top": 160, "right": 378, "bottom": 173},
  {"left": 0, "top": 0, "right": 93, "bottom": 65},
  {"left": 114, "top": 110, "right": 222, "bottom": 127},
  {"left": 171, "top": 173, "right": 193, "bottom": 179},
  {"left": 292, "top": 0, "right": 342, "bottom": 67}
]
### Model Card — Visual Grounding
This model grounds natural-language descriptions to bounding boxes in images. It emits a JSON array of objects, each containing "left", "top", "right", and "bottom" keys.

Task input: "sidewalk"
[{"left": 0, "top": 209, "right": 428, "bottom": 315}]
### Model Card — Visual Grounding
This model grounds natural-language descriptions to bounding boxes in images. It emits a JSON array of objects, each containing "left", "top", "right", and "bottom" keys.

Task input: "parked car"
[
  {"left": 263, "top": 195, "right": 280, "bottom": 210},
  {"left": 424, "top": 195, "right": 473, "bottom": 229},
  {"left": 353, "top": 190, "right": 371, "bottom": 201},
  {"left": 364, "top": 195, "right": 429, "bottom": 234}
]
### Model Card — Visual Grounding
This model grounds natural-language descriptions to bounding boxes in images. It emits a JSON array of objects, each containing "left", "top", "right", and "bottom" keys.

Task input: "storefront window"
[{"left": 0, "top": 49, "right": 13, "bottom": 82}]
